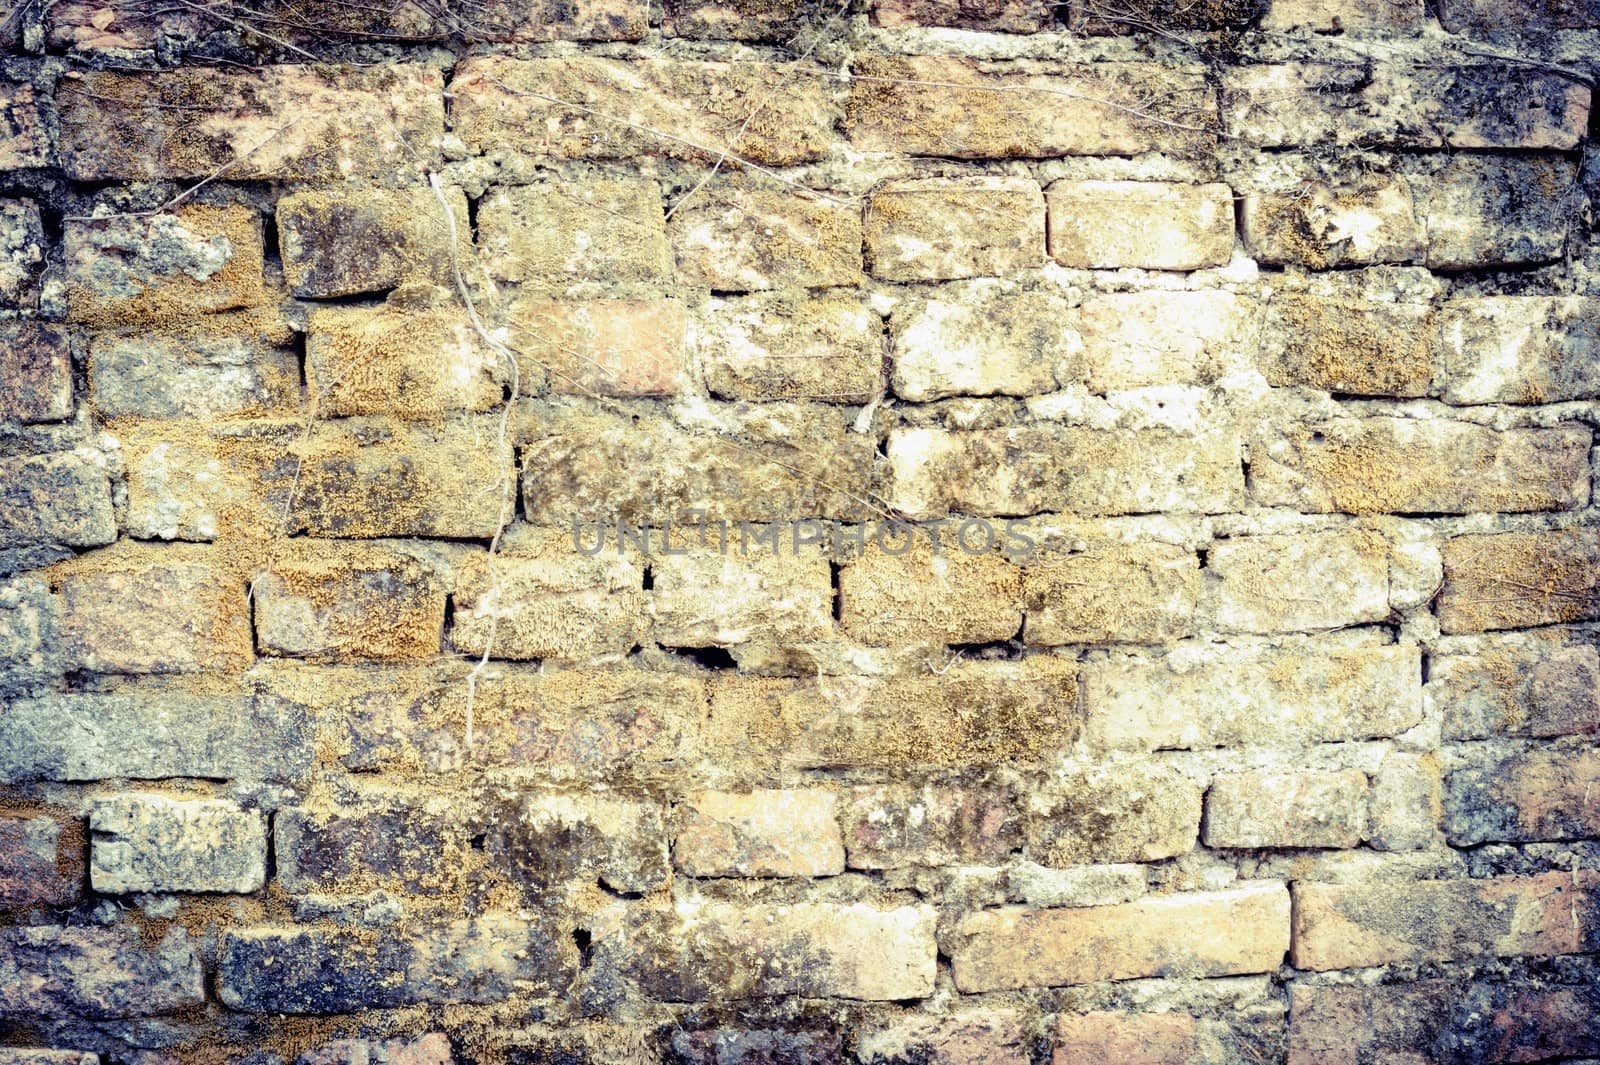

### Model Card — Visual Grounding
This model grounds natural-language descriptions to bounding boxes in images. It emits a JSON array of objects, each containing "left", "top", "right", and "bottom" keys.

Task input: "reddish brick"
[
  {"left": 1444, "top": 749, "right": 1600, "bottom": 845},
  {"left": 0, "top": 84, "right": 48, "bottom": 169},
  {"left": 508, "top": 299, "right": 687, "bottom": 397},
  {"left": 842, "top": 785, "right": 1019, "bottom": 869},
  {"left": 0, "top": 810, "right": 83, "bottom": 909},
  {"left": 675, "top": 789, "right": 844, "bottom": 877},
  {"left": 1053, "top": 1012, "right": 1198, "bottom": 1065},
  {"left": 668, "top": 188, "right": 861, "bottom": 292}
]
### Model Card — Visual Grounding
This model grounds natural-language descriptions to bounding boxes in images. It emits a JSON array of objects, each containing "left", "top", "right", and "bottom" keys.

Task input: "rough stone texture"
[
  {"left": 0, "top": 451, "right": 116, "bottom": 549},
  {"left": 1046, "top": 181, "right": 1234, "bottom": 270},
  {"left": 0, "top": 321, "right": 73, "bottom": 424},
  {"left": 668, "top": 187, "right": 862, "bottom": 291},
  {"left": 1422, "top": 155, "right": 1576, "bottom": 270},
  {"left": 891, "top": 281, "right": 1081, "bottom": 401},
  {"left": 307, "top": 304, "right": 502, "bottom": 418},
  {"left": 840, "top": 541, "right": 1023, "bottom": 645},
  {"left": 859, "top": 1010, "right": 1030, "bottom": 1065},
  {"left": 1432, "top": 633, "right": 1600, "bottom": 739},
  {"left": 0, "top": 198, "right": 44, "bottom": 309},
  {"left": 952, "top": 882, "right": 1290, "bottom": 991},
  {"left": 1052, "top": 1012, "right": 1199, "bottom": 1065},
  {"left": 0, "top": 926, "right": 205, "bottom": 1018},
  {"left": 484, "top": 792, "right": 668, "bottom": 896},
  {"left": 650, "top": 545, "right": 832, "bottom": 649},
  {"left": 279, "top": 186, "right": 470, "bottom": 298},
  {"left": 841, "top": 785, "right": 1019, "bottom": 869},
  {"left": 1241, "top": 175, "right": 1425, "bottom": 268},
  {"left": 0, "top": 83, "right": 48, "bottom": 169},
  {"left": 675, "top": 789, "right": 845, "bottom": 877},
  {"left": 1261, "top": 0, "right": 1425, "bottom": 30},
  {"left": 0, "top": 576, "right": 61, "bottom": 691},
  {"left": 864, "top": 177, "right": 1045, "bottom": 281},
  {"left": 510, "top": 298, "right": 687, "bottom": 396},
  {"left": 1438, "top": 296, "right": 1600, "bottom": 404},
  {"left": 1444, "top": 749, "right": 1600, "bottom": 845},
  {"left": 253, "top": 543, "right": 447, "bottom": 660},
  {"left": 1079, "top": 289, "right": 1255, "bottom": 391},
  {"left": 1208, "top": 530, "right": 1392, "bottom": 633},
  {"left": 1026, "top": 761, "right": 1202, "bottom": 864},
  {"left": 1435, "top": 528, "right": 1600, "bottom": 633},
  {"left": 873, "top": 0, "right": 1049, "bottom": 28},
  {"left": 1257, "top": 274, "right": 1436, "bottom": 397},
  {"left": 0, "top": 810, "right": 83, "bottom": 909},
  {"left": 91, "top": 313, "right": 300, "bottom": 419},
  {"left": 697, "top": 292, "right": 880, "bottom": 403},
  {"left": 1023, "top": 541, "right": 1199, "bottom": 645},
  {"left": 1204, "top": 769, "right": 1368, "bottom": 849},
  {"left": 89, "top": 794, "right": 266, "bottom": 893},
  {"left": 277, "top": 795, "right": 468, "bottom": 895},
  {"left": 478, "top": 179, "right": 671, "bottom": 288},
  {"left": 1367, "top": 751, "right": 1440, "bottom": 852},
  {"left": 1438, "top": 0, "right": 1600, "bottom": 30}
]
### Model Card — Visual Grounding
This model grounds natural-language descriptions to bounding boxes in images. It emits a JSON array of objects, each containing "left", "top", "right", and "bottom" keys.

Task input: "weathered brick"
[
  {"left": 219, "top": 916, "right": 573, "bottom": 1012},
  {"left": 0, "top": 926, "right": 204, "bottom": 1018},
  {"left": 64, "top": 205, "right": 265, "bottom": 325},
  {"left": 1291, "top": 872, "right": 1600, "bottom": 970},
  {"left": 842, "top": 785, "right": 1019, "bottom": 869},
  {"left": 307, "top": 304, "right": 502, "bottom": 418},
  {"left": 0, "top": 577, "right": 60, "bottom": 691},
  {"left": 1257, "top": 276, "right": 1436, "bottom": 397},
  {"left": 858, "top": 1010, "right": 1030, "bottom": 1065},
  {"left": 521, "top": 407, "right": 877, "bottom": 524},
  {"left": 467, "top": 0, "right": 650, "bottom": 40},
  {"left": 1438, "top": 0, "right": 1600, "bottom": 31},
  {"left": 1023, "top": 541, "right": 1199, "bottom": 645},
  {"left": 122, "top": 427, "right": 296, "bottom": 543},
  {"left": 649, "top": 546, "right": 832, "bottom": 650},
  {"left": 865, "top": 177, "right": 1045, "bottom": 282},
  {"left": 0, "top": 691, "right": 311, "bottom": 783},
  {"left": 279, "top": 186, "right": 470, "bottom": 299},
  {"left": 0, "top": 322, "right": 71, "bottom": 424},
  {"left": 676, "top": 789, "right": 844, "bottom": 877},
  {"left": 709, "top": 656, "right": 1079, "bottom": 769},
  {"left": 597, "top": 901, "right": 937, "bottom": 1000},
  {"left": 698, "top": 292, "right": 880, "bottom": 403},
  {"left": 1423, "top": 155, "right": 1576, "bottom": 270},
  {"left": 1435, "top": 528, "right": 1600, "bottom": 634},
  {"left": 669, "top": 1029, "right": 842, "bottom": 1064},
  {"left": 91, "top": 312, "right": 300, "bottom": 419},
  {"left": 1027, "top": 761, "right": 1202, "bottom": 863},
  {"left": 1241, "top": 175, "right": 1424, "bottom": 268},
  {"left": 509, "top": 298, "right": 687, "bottom": 397},
  {"left": 0, "top": 198, "right": 44, "bottom": 309},
  {"left": 1439, "top": 296, "right": 1600, "bottom": 405},
  {"left": 1251, "top": 419, "right": 1591, "bottom": 515},
  {"left": 451, "top": 526, "right": 645, "bottom": 660},
  {"left": 1204, "top": 769, "right": 1367, "bottom": 849},
  {"left": 482, "top": 792, "right": 667, "bottom": 895},
  {"left": 47, "top": 0, "right": 447, "bottom": 49},
  {"left": 952, "top": 881, "right": 1289, "bottom": 991},
  {"left": 891, "top": 282, "right": 1081, "bottom": 401},
  {"left": 1046, "top": 181, "right": 1234, "bottom": 270},
  {"left": 0, "top": 1051, "right": 98, "bottom": 1065},
  {"left": 1433, "top": 633, "right": 1600, "bottom": 739},
  {"left": 840, "top": 540, "right": 1023, "bottom": 645},
  {"left": 887, "top": 426, "right": 1244, "bottom": 520},
  {"left": 845, "top": 56, "right": 1216, "bottom": 158},
  {"left": 1223, "top": 64, "right": 1589, "bottom": 149},
  {"left": 58, "top": 65, "right": 444, "bottom": 180},
  {"left": 89, "top": 794, "right": 266, "bottom": 894},
  {"left": 479, "top": 179, "right": 671, "bottom": 288},
  {"left": 1083, "top": 637, "right": 1422, "bottom": 750},
  {"left": 253, "top": 543, "right": 446, "bottom": 661},
  {"left": 451, "top": 56, "right": 835, "bottom": 166},
  {"left": 60, "top": 550, "right": 253, "bottom": 674},
  {"left": 0, "top": 810, "right": 83, "bottom": 909},
  {"left": 291, "top": 416, "right": 514, "bottom": 539},
  {"left": 0, "top": 451, "right": 116, "bottom": 549},
  {"left": 0, "top": 83, "right": 47, "bottom": 169},
  {"left": 277, "top": 794, "right": 466, "bottom": 895},
  {"left": 1053, "top": 1012, "right": 1198, "bottom": 1065},
  {"left": 1367, "top": 751, "right": 1440, "bottom": 851},
  {"left": 1444, "top": 749, "right": 1600, "bottom": 845},
  {"left": 1209, "top": 530, "right": 1392, "bottom": 634},
  {"left": 668, "top": 187, "right": 861, "bottom": 292},
  {"left": 297, "top": 1034, "right": 454, "bottom": 1065},
  {"left": 872, "top": 0, "right": 1048, "bottom": 28},
  {"left": 1079, "top": 290, "right": 1256, "bottom": 391},
  {"left": 1260, "top": 0, "right": 1424, "bottom": 31}
]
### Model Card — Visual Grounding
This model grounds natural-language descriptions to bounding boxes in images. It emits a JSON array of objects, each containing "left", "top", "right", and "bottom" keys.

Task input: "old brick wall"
[{"left": 1, "top": 0, "right": 1599, "bottom": 1061}]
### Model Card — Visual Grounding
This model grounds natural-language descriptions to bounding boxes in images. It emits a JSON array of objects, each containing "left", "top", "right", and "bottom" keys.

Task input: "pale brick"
[
  {"left": 60, "top": 551, "right": 253, "bottom": 674},
  {"left": 89, "top": 794, "right": 266, "bottom": 894},
  {"left": 0, "top": 577, "right": 60, "bottom": 691},
  {"left": 1209, "top": 530, "right": 1392, "bottom": 634},
  {"left": 668, "top": 187, "right": 862, "bottom": 291},
  {"left": 1046, "top": 181, "right": 1234, "bottom": 271},
  {"left": 840, "top": 540, "right": 1023, "bottom": 645},
  {"left": 1079, "top": 290, "right": 1255, "bottom": 391},
  {"left": 0, "top": 322, "right": 71, "bottom": 424},
  {"left": 1433, "top": 634, "right": 1600, "bottom": 739},
  {"left": 597, "top": 901, "right": 937, "bottom": 1000},
  {"left": 297, "top": 1034, "right": 454, "bottom": 1065},
  {"left": 649, "top": 547, "right": 833, "bottom": 649},
  {"left": 1223, "top": 63, "right": 1589, "bottom": 149},
  {"left": 253, "top": 544, "right": 446, "bottom": 661},
  {"left": 123, "top": 430, "right": 290, "bottom": 543},
  {"left": 887, "top": 425, "right": 1244, "bottom": 520},
  {"left": 1241, "top": 175, "right": 1424, "bottom": 268},
  {"left": 0, "top": 926, "right": 204, "bottom": 1018},
  {"left": 450, "top": 56, "right": 835, "bottom": 166},
  {"left": 478, "top": 179, "right": 671, "bottom": 288},
  {"left": 450, "top": 526, "right": 645, "bottom": 661},
  {"left": 64, "top": 205, "right": 264, "bottom": 325},
  {"left": 1367, "top": 751, "right": 1440, "bottom": 852},
  {"left": 1053, "top": 1012, "right": 1198, "bottom": 1065},
  {"left": 698, "top": 292, "right": 880, "bottom": 403},
  {"left": 865, "top": 177, "right": 1045, "bottom": 282},
  {"left": 307, "top": 304, "right": 502, "bottom": 418},
  {"left": 874, "top": 0, "right": 1048, "bottom": 28},
  {"left": 0, "top": 810, "right": 82, "bottom": 909},
  {"left": 1023, "top": 541, "right": 1199, "bottom": 645},
  {"left": 842, "top": 785, "right": 1019, "bottom": 869},
  {"left": 0, "top": 452, "right": 116, "bottom": 549},
  {"left": 91, "top": 314, "right": 299, "bottom": 419},
  {"left": 1291, "top": 872, "right": 1600, "bottom": 971},
  {"left": 483, "top": 792, "right": 667, "bottom": 895},
  {"left": 1027, "top": 762, "right": 1202, "bottom": 863},
  {"left": 509, "top": 298, "right": 687, "bottom": 397},
  {"left": 277, "top": 795, "right": 467, "bottom": 895},
  {"left": 1083, "top": 638, "right": 1422, "bottom": 750},
  {"left": 1435, "top": 528, "right": 1600, "bottom": 634},
  {"left": 291, "top": 416, "right": 514, "bottom": 539},
  {"left": 0, "top": 84, "right": 47, "bottom": 169},
  {"left": 1204, "top": 769, "right": 1367, "bottom": 849},
  {"left": 0, "top": 691, "right": 311, "bottom": 784},
  {"left": 0, "top": 199, "right": 44, "bottom": 309},
  {"left": 1445, "top": 749, "right": 1600, "bottom": 845},
  {"left": 1258, "top": 281, "right": 1436, "bottom": 398},
  {"left": 952, "top": 882, "right": 1290, "bottom": 991},
  {"left": 1423, "top": 155, "right": 1577, "bottom": 270},
  {"left": 1438, "top": 0, "right": 1600, "bottom": 31},
  {"left": 891, "top": 281, "right": 1082, "bottom": 401},
  {"left": 858, "top": 1010, "right": 1030, "bottom": 1065},
  {"left": 1251, "top": 419, "right": 1591, "bottom": 515},
  {"left": 675, "top": 789, "right": 845, "bottom": 877},
  {"left": 1261, "top": 0, "right": 1424, "bottom": 31},
  {"left": 1439, "top": 296, "right": 1600, "bottom": 405},
  {"left": 58, "top": 64, "right": 444, "bottom": 180},
  {"left": 846, "top": 56, "right": 1216, "bottom": 159},
  {"left": 278, "top": 186, "right": 470, "bottom": 299},
  {"left": 667, "top": 0, "right": 809, "bottom": 39}
]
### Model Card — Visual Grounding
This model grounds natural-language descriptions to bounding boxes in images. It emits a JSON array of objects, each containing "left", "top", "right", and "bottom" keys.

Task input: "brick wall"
[{"left": 0, "top": 0, "right": 1598, "bottom": 1061}]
